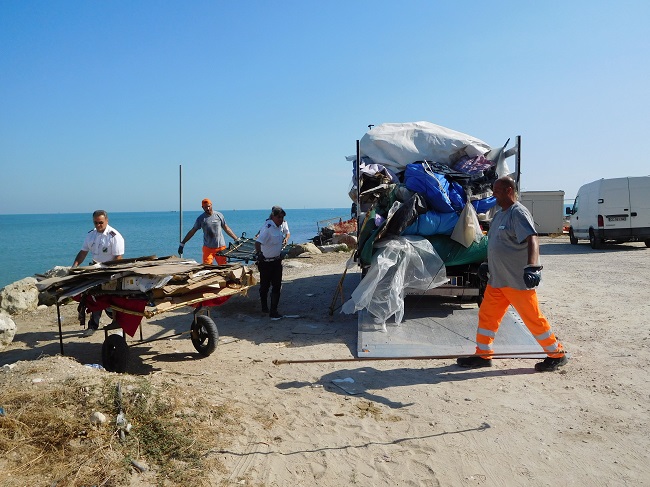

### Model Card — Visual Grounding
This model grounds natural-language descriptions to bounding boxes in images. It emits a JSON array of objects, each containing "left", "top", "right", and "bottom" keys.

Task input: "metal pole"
[
  {"left": 272, "top": 350, "right": 564, "bottom": 365},
  {"left": 56, "top": 302, "right": 64, "bottom": 355},
  {"left": 515, "top": 135, "right": 521, "bottom": 190},
  {"left": 355, "top": 139, "right": 361, "bottom": 243},
  {"left": 179, "top": 164, "right": 183, "bottom": 244}
]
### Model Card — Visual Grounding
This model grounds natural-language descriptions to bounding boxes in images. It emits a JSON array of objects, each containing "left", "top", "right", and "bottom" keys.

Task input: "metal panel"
[{"left": 358, "top": 296, "right": 544, "bottom": 358}]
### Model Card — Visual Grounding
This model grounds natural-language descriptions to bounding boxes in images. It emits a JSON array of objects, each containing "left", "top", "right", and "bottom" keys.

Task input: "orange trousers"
[
  {"left": 476, "top": 284, "right": 564, "bottom": 358},
  {"left": 202, "top": 245, "right": 227, "bottom": 265}
]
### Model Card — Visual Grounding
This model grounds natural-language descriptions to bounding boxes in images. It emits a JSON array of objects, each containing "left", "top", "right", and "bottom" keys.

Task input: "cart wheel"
[
  {"left": 102, "top": 334, "right": 129, "bottom": 373},
  {"left": 191, "top": 315, "right": 219, "bottom": 357}
]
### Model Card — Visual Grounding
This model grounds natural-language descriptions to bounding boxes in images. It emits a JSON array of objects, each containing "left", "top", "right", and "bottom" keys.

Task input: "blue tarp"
[
  {"left": 402, "top": 211, "right": 459, "bottom": 237},
  {"left": 404, "top": 163, "right": 465, "bottom": 213}
]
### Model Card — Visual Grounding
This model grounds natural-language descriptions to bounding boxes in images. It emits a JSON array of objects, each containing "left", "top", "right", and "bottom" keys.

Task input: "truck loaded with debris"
[{"left": 342, "top": 121, "right": 520, "bottom": 326}]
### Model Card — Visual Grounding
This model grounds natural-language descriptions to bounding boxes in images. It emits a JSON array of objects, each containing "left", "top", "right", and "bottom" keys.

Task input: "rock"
[
  {"left": 0, "top": 277, "right": 39, "bottom": 315},
  {"left": 287, "top": 242, "right": 322, "bottom": 258},
  {"left": 318, "top": 244, "right": 349, "bottom": 253},
  {"left": 38, "top": 291, "right": 57, "bottom": 307},
  {"left": 40, "top": 266, "right": 71, "bottom": 279},
  {"left": 331, "top": 234, "right": 357, "bottom": 249},
  {"left": 0, "top": 311, "right": 17, "bottom": 349},
  {"left": 90, "top": 411, "right": 107, "bottom": 425}
]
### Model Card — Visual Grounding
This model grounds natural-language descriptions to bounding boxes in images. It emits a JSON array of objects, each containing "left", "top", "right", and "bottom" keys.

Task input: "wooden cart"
[{"left": 38, "top": 256, "right": 256, "bottom": 372}]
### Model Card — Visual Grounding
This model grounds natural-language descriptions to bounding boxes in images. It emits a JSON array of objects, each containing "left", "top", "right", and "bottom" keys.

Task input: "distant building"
[{"left": 520, "top": 191, "right": 565, "bottom": 235}]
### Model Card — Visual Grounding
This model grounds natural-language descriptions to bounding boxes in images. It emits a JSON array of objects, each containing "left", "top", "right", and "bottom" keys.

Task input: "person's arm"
[
  {"left": 181, "top": 227, "right": 198, "bottom": 245},
  {"left": 223, "top": 223, "right": 238, "bottom": 241},
  {"left": 72, "top": 250, "right": 89, "bottom": 267},
  {"left": 526, "top": 234, "right": 540, "bottom": 265},
  {"left": 523, "top": 234, "right": 543, "bottom": 288},
  {"left": 178, "top": 227, "right": 198, "bottom": 255}
]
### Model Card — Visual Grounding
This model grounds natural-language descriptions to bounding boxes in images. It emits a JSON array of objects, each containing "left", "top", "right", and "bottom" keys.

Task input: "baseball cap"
[{"left": 202, "top": 198, "right": 212, "bottom": 206}]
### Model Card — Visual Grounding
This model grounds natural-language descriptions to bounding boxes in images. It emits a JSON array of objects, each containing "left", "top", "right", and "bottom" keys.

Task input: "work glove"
[
  {"left": 523, "top": 265, "right": 543, "bottom": 288},
  {"left": 478, "top": 262, "right": 489, "bottom": 283},
  {"left": 178, "top": 242, "right": 184, "bottom": 256}
]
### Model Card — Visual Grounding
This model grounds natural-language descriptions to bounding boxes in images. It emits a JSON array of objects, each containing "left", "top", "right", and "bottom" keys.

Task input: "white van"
[{"left": 567, "top": 176, "right": 650, "bottom": 249}]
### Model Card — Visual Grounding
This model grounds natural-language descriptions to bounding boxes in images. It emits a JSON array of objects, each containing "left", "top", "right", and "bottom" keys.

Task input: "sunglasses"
[{"left": 93, "top": 220, "right": 106, "bottom": 225}]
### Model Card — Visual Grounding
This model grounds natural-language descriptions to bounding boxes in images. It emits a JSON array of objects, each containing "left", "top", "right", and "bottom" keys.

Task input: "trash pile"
[
  {"left": 312, "top": 217, "right": 358, "bottom": 247},
  {"left": 36, "top": 256, "right": 256, "bottom": 336},
  {"left": 343, "top": 121, "right": 517, "bottom": 325}
]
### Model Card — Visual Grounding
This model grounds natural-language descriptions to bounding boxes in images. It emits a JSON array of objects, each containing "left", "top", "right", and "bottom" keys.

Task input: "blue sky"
[{"left": 1, "top": 0, "right": 648, "bottom": 214}]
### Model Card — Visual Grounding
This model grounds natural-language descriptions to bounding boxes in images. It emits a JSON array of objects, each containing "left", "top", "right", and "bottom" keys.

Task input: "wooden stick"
[{"left": 272, "top": 350, "right": 566, "bottom": 365}]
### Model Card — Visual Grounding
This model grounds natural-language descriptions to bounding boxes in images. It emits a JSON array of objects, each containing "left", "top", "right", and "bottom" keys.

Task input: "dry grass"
[{"left": 0, "top": 362, "right": 241, "bottom": 487}]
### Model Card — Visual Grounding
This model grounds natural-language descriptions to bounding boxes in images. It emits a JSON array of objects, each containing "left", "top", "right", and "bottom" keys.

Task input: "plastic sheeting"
[
  {"left": 359, "top": 121, "right": 492, "bottom": 172},
  {"left": 402, "top": 210, "right": 459, "bottom": 237},
  {"left": 341, "top": 236, "right": 447, "bottom": 329},
  {"left": 427, "top": 235, "right": 488, "bottom": 266},
  {"left": 404, "top": 162, "right": 466, "bottom": 213},
  {"left": 375, "top": 193, "right": 427, "bottom": 240}
]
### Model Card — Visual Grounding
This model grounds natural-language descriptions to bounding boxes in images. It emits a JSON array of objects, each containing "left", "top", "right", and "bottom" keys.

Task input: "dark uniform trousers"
[{"left": 258, "top": 258, "right": 283, "bottom": 312}]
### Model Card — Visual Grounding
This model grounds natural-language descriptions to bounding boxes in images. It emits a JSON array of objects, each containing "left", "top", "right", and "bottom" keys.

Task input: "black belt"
[{"left": 261, "top": 256, "right": 282, "bottom": 262}]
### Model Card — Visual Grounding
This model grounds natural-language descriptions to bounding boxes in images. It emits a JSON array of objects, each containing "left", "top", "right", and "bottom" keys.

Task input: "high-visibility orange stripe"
[{"left": 475, "top": 285, "right": 564, "bottom": 359}]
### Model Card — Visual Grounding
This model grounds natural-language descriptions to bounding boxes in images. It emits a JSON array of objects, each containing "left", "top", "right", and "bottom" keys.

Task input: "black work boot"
[
  {"left": 456, "top": 355, "right": 493, "bottom": 368},
  {"left": 269, "top": 292, "right": 281, "bottom": 319},
  {"left": 534, "top": 355, "right": 568, "bottom": 372}
]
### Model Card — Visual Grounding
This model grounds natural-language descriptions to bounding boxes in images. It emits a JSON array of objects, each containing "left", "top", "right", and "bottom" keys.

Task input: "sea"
[{"left": 0, "top": 208, "right": 351, "bottom": 289}]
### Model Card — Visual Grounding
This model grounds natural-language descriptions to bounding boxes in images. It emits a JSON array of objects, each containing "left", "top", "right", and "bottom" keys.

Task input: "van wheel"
[
  {"left": 645, "top": 239, "right": 650, "bottom": 248},
  {"left": 589, "top": 229, "right": 602, "bottom": 249},
  {"left": 569, "top": 228, "right": 578, "bottom": 245}
]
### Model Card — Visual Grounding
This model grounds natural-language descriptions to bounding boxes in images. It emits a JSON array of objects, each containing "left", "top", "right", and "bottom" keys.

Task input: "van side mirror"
[{"left": 565, "top": 207, "right": 573, "bottom": 215}]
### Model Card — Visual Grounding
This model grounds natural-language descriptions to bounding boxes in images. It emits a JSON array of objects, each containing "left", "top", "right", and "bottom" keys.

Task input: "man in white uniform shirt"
[
  {"left": 255, "top": 206, "right": 291, "bottom": 246},
  {"left": 255, "top": 206, "right": 287, "bottom": 319},
  {"left": 72, "top": 210, "right": 124, "bottom": 332}
]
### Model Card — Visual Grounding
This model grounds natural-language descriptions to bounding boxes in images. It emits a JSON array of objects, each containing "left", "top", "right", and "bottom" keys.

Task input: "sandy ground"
[{"left": 2, "top": 236, "right": 650, "bottom": 486}]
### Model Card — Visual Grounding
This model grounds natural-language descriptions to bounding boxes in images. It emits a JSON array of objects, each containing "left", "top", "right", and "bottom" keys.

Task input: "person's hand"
[
  {"left": 478, "top": 262, "right": 489, "bottom": 282},
  {"left": 178, "top": 243, "right": 184, "bottom": 256},
  {"left": 523, "top": 265, "right": 543, "bottom": 288}
]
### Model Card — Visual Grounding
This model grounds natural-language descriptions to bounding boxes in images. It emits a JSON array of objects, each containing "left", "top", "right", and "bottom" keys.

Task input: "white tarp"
[
  {"left": 359, "top": 121, "right": 492, "bottom": 172},
  {"left": 341, "top": 236, "right": 447, "bottom": 329}
]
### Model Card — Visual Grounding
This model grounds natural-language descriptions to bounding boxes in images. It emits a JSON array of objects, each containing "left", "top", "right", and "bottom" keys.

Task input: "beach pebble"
[{"left": 90, "top": 411, "right": 107, "bottom": 425}]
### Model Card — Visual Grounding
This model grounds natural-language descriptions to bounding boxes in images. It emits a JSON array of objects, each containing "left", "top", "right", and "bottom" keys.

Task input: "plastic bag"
[
  {"left": 341, "top": 236, "right": 447, "bottom": 328},
  {"left": 450, "top": 202, "right": 483, "bottom": 248}
]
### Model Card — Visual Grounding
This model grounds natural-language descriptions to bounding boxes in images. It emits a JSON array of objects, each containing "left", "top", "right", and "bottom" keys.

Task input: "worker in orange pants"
[
  {"left": 178, "top": 198, "right": 239, "bottom": 265},
  {"left": 474, "top": 284, "right": 564, "bottom": 359},
  {"left": 457, "top": 177, "right": 568, "bottom": 372}
]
